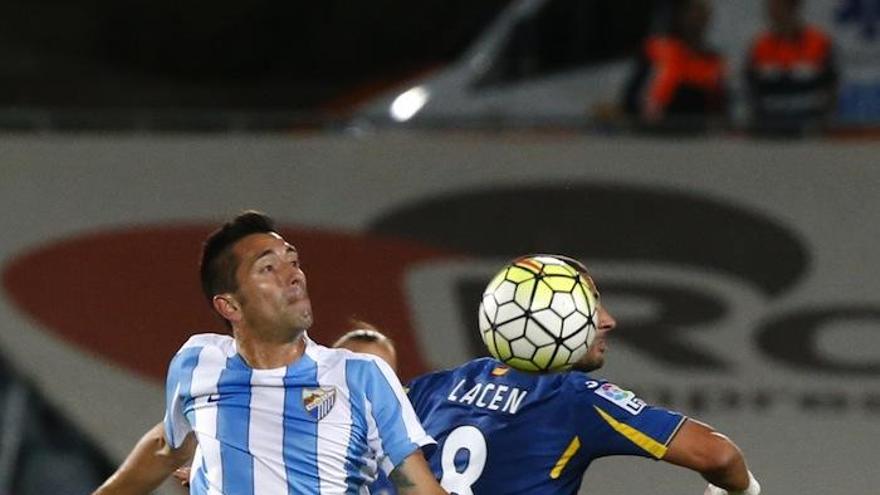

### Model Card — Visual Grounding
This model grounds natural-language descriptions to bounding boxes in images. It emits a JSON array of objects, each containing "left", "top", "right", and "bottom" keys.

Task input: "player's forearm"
[
  {"left": 695, "top": 434, "right": 749, "bottom": 491},
  {"left": 93, "top": 422, "right": 191, "bottom": 495},
  {"left": 93, "top": 463, "right": 173, "bottom": 495},
  {"left": 390, "top": 451, "right": 449, "bottom": 495},
  {"left": 664, "top": 420, "right": 752, "bottom": 492}
]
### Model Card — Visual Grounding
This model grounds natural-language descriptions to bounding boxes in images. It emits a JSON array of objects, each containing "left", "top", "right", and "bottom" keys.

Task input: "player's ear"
[{"left": 213, "top": 293, "right": 241, "bottom": 323}]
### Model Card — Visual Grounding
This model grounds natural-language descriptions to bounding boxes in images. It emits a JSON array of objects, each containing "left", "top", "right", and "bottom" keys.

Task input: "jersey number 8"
[{"left": 440, "top": 426, "right": 487, "bottom": 495}]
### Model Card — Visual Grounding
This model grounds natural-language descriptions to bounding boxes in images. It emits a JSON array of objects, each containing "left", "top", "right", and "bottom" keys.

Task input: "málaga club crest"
[{"left": 302, "top": 386, "right": 337, "bottom": 420}]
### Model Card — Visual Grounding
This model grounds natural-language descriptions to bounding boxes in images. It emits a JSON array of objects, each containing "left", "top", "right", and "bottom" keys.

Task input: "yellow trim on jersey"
[
  {"left": 594, "top": 406, "right": 667, "bottom": 459},
  {"left": 550, "top": 436, "right": 581, "bottom": 479}
]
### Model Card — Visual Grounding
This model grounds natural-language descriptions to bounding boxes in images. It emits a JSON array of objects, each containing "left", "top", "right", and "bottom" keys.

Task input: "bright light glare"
[{"left": 390, "top": 86, "right": 429, "bottom": 122}]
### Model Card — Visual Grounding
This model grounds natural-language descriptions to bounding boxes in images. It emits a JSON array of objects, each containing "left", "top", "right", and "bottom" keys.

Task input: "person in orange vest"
[
  {"left": 623, "top": 0, "right": 727, "bottom": 132},
  {"left": 745, "top": 0, "right": 838, "bottom": 136}
]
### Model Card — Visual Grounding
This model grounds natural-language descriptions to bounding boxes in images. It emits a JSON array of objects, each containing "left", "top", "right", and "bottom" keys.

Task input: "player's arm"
[
  {"left": 92, "top": 421, "right": 196, "bottom": 495},
  {"left": 662, "top": 418, "right": 760, "bottom": 495},
  {"left": 389, "top": 450, "right": 448, "bottom": 495}
]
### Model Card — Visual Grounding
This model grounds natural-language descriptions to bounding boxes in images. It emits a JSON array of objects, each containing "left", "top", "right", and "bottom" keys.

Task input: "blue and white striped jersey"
[{"left": 164, "top": 333, "right": 433, "bottom": 495}]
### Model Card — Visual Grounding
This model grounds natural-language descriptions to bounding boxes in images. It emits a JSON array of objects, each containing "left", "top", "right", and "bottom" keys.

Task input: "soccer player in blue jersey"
[
  {"left": 407, "top": 255, "right": 760, "bottom": 495},
  {"left": 93, "top": 211, "right": 447, "bottom": 495}
]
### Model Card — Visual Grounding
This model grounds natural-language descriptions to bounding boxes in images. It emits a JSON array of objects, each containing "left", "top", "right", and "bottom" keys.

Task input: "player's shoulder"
[
  {"left": 564, "top": 373, "right": 651, "bottom": 415},
  {"left": 171, "top": 333, "right": 235, "bottom": 360},
  {"left": 170, "top": 333, "right": 233, "bottom": 365},
  {"left": 435, "top": 357, "right": 501, "bottom": 382},
  {"left": 409, "top": 358, "right": 495, "bottom": 393},
  {"left": 306, "top": 337, "right": 395, "bottom": 377},
  {"left": 331, "top": 346, "right": 388, "bottom": 369},
  {"left": 166, "top": 333, "right": 233, "bottom": 381},
  {"left": 179, "top": 332, "right": 233, "bottom": 350},
  {"left": 307, "top": 337, "right": 374, "bottom": 364},
  {"left": 452, "top": 357, "right": 500, "bottom": 375}
]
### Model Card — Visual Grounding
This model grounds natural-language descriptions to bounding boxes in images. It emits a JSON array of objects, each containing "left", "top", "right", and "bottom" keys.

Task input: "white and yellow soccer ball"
[{"left": 478, "top": 255, "right": 600, "bottom": 372}]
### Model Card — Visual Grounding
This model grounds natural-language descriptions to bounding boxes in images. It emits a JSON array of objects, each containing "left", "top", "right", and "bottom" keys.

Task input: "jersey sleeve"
[
  {"left": 163, "top": 346, "right": 202, "bottom": 448},
  {"left": 585, "top": 381, "right": 686, "bottom": 460},
  {"left": 355, "top": 357, "right": 435, "bottom": 473},
  {"left": 405, "top": 372, "right": 437, "bottom": 418}
]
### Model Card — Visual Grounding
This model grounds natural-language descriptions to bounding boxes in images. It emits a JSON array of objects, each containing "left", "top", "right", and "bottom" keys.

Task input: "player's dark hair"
[{"left": 200, "top": 210, "right": 277, "bottom": 304}]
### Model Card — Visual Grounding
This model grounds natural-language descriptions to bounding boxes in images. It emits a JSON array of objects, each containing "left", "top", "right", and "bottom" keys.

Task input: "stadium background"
[{"left": 1, "top": 1, "right": 878, "bottom": 495}]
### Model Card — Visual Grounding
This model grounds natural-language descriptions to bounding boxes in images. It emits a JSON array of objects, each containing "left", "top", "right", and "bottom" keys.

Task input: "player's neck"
[{"left": 235, "top": 330, "right": 306, "bottom": 369}]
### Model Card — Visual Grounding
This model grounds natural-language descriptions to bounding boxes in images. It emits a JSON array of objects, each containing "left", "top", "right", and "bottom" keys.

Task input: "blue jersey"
[
  {"left": 407, "top": 358, "right": 686, "bottom": 495},
  {"left": 164, "top": 333, "right": 433, "bottom": 495}
]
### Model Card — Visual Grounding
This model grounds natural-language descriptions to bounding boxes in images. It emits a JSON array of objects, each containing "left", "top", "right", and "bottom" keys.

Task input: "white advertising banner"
[{"left": 0, "top": 133, "right": 877, "bottom": 494}]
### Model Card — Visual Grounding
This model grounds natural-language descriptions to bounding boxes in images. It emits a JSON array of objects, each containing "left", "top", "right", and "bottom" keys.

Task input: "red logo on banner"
[{"left": 2, "top": 224, "right": 461, "bottom": 382}]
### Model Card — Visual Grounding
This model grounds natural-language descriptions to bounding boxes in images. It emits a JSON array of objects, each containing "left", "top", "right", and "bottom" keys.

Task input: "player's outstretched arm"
[
  {"left": 389, "top": 450, "right": 449, "bottom": 495},
  {"left": 92, "top": 421, "right": 196, "bottom": 495},
  {"left": 662, "top": 419, "right": 760, "bottom": 495}
]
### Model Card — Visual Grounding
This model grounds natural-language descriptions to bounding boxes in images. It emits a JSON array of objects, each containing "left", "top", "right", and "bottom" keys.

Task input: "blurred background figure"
[
  {"left": 333, "top": 320, "right": 399, "bottom": 374},
  {"left": 623, "top": 0, "right": 727, "bottom": 133},
  {"left": 745, "top": 0, "right": 838, "bottom": 137}
]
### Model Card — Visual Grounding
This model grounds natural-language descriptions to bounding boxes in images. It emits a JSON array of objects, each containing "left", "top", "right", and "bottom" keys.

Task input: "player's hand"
[{"left": 173, "top": 466, "right": 191, "bottom": 487}]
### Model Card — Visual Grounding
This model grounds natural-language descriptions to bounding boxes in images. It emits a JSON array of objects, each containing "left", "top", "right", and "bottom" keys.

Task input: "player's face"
[
  {"left": 573, "top": 304, "right": 617, "bottom": 372},
  {"left": 229, "top": 232, "right": 313, "bottom": 337},
  {"left": 338, "top": 340, "right": 398, "bottom": 373}
]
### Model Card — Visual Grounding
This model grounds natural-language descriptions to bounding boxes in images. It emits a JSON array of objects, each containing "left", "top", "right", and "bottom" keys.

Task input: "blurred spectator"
[
  {"left": 623, "top": 0, "right": 727, "bottom": 133},
  {"left": 745, "top": 0, "right": 838, "bottom": 136}
]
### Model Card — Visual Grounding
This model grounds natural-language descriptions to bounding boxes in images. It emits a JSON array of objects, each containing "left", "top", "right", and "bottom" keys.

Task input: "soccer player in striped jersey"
[
  {"left": 407, "top": 256, "right": 760, "bottom": 495},
  {"left": 94, "top": 211, "right": 447, "bottom": 495},
  {"left": 333, "top": 325, "right": 400, "bottom": 495}
]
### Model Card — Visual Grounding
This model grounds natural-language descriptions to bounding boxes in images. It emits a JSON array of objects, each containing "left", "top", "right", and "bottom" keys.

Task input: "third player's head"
[
  {"left": 553, "top": 256, "right": 617, "bottom": 373},
  {"left": 200, "top": 211, "right": 313, "bottom": 340},
  {"left": 334, "top": 323, "right": 398, "bottom": 373}
]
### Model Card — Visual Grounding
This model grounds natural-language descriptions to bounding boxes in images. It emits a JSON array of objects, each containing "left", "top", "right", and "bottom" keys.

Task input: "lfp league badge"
[{"left": 302, "top": 386, "right": 337, "bottom": 420}]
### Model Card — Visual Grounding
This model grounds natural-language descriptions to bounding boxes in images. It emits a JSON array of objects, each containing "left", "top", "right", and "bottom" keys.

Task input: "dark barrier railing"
[
  {"left": 1, "top": 107, "right": 879, "bottom": 139},
  {"left": 0, "top": 108, "right": 341, "bottom": 133}
]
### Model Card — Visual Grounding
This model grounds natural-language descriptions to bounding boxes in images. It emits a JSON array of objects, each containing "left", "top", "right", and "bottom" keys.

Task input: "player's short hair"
[
  {"left": 333, "top": 319, "right": 395, "bottom": 348},
  {"left": 200, "top": 210, "right": 277, "bottom": 304}
]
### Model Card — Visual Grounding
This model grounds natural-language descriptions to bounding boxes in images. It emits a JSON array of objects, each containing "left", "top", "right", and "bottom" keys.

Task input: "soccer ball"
[{"left": 478, "top": 255, "right": 599, "bottom": 372}]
